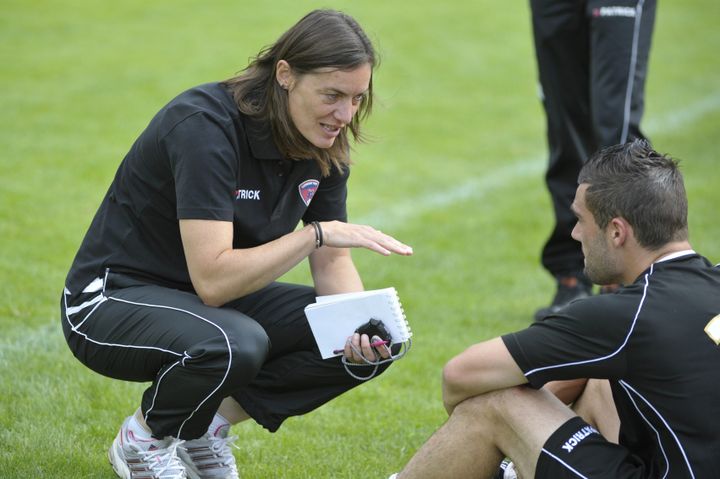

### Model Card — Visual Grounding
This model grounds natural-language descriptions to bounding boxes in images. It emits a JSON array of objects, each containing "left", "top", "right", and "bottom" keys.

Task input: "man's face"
[{"left": 571, "top": 184, "right": 623, "bottom": 285}]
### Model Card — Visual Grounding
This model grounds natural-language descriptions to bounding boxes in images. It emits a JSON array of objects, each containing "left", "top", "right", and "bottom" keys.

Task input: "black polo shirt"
[
  {"left": 502, "top": 252, "right": 720, "bottom": 478},
  {"left": 65, "top": 83, "right": 348, "bottom": 300}
]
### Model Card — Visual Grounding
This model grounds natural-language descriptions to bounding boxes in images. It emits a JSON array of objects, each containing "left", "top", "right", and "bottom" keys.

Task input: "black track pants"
[
  {"left": 530, "top": 0, "right": 656, "bottom": 276},
  {"left": 61, "top": 272, "right": 390, "bottom": 439}
]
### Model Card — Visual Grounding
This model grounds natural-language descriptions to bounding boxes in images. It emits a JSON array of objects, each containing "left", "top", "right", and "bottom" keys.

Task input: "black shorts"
[{"left": 537, "top": 417, "right": 647, "bottom": 479}]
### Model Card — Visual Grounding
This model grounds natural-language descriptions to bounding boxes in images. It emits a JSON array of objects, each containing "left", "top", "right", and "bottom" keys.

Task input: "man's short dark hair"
[{"left": 578, "top": 139, "right": 688, "bottom": 249}]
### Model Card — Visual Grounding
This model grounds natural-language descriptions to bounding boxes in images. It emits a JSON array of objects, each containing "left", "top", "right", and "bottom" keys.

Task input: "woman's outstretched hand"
[{"left": 318, "top": 221, "right": 413, "bottom": 256}]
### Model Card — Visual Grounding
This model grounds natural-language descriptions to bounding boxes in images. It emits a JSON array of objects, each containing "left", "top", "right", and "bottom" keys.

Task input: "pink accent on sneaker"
[
  {"left": 108, "top": 416, "right": 187, "bottom": 479},
  {"left": 210, "top": 423, "right": 230, "bottom": 439}
]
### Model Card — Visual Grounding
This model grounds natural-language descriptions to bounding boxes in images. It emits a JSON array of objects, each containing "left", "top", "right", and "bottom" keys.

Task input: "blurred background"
[{"left": 1, "top": 1, "right": 718, "bottom": 477}]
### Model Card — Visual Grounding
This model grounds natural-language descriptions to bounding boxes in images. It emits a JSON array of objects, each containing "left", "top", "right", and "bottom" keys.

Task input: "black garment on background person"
[
  {"left": 530, "top": 0, "right": 657, "bottom": 277},
  {"left": 503, "top": 253, "right": 720, "bottom": 478}
]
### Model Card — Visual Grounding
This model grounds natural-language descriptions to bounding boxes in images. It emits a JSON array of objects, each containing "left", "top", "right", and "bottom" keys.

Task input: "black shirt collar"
[{"left": 243, "top": 115, "right": 284, "bottom": 161}]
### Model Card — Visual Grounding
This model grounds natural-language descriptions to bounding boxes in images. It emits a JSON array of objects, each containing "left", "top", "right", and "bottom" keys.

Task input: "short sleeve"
[
  {"left": 302, "top": 165, "right": 349, "bottom": 223},
  {"left": 502, "top": 295, "right": 632, "bottom": 388},
  {"left": 161, "top": 112, "right": 237, "bottom": 221}
]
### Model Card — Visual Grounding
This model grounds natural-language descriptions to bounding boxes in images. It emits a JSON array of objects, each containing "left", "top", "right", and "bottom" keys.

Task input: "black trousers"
[
  {"left": 61, "top": 272, "right": 390, "bottom": 439},
  {"left": 530, "top": 0, "right": 656, "bottom": 276}
]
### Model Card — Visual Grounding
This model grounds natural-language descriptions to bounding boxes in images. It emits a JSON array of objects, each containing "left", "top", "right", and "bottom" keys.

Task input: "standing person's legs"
[
  {"left": 531, "top": 0, "right": 597, "bottom": 282},
  {"left": 226, "top": 282, "right": 395, "bottom": 432},
  {"left": 589, "top": 0, "right": 656, "bottom": 147},
  {"left": 530, "top": 0, "right": 596, "bottom": 320}
]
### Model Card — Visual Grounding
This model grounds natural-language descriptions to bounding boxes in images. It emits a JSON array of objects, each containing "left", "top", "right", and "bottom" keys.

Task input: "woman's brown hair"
[{"left": 223, "top": 9, "right": 376, "bottom": 176}]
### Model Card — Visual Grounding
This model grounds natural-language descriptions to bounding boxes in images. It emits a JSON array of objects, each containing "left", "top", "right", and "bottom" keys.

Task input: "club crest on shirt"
[{"left": 298, "top": 179, "right": 319, "bottom": 206}]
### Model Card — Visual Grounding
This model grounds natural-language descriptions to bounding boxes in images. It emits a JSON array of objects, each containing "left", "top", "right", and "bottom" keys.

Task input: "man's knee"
[
  {"left": 573, "top": 379, "right": 619, "bottom": 441},
  {"left": 451, "top": 387, "right": 536, "bottom": 429},
  {"left": 583, "top": 378, "right": 610, "bottom": 397},
  {"left": 452, "top": 387, "right": 576, "bottom": 475},
  {"left": 453, "top": 386, "right": 571, "bottom": 432}
]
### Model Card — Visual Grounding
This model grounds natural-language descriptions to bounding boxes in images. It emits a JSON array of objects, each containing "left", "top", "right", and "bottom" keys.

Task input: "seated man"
[{"left": 392, "top": 140, "right": 720, "bottom": 478}]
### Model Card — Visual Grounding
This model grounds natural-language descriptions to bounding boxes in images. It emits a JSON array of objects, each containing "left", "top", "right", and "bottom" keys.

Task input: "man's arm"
[{"left": 442, "top": 337, "right": 527, "bottom": 414}]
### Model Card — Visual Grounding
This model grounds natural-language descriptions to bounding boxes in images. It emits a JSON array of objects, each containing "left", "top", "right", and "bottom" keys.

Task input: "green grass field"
[{"left": 1, "top": 1, "right": 719, "bottom": 477}]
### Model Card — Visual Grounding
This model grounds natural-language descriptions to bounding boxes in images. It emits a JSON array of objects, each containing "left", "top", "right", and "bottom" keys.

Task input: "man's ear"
[{"left": 608, "top": 217, "right": 632, "bottom": 247}]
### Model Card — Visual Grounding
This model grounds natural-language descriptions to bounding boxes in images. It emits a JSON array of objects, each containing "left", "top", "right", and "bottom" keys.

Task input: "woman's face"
[{"left": 277, "top": 61, "right": 372, "bottom": 149}]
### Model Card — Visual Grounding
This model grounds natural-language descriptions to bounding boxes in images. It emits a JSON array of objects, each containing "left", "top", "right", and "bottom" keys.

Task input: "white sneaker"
[
  {"left": 178, "top": 430, "right": 239, "bottom": 479},
  {"left": 108, "top": 417, "right": 187, "bottom": 479}
]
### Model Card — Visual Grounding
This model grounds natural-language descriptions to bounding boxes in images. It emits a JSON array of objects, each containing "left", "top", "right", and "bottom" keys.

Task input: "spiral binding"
[{"left": 390, "top": 288, "right": 412, "bottom": 341}]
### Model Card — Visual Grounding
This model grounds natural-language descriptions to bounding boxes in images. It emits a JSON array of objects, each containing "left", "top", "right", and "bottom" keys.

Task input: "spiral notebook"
[{"left": 304, "top": 287, "right": 412, "bottom": 359}]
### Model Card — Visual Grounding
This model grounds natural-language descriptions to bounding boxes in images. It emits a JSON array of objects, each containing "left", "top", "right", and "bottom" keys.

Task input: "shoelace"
[
  {"left": 139, "top": 439, "right": 187, "bottom": 479},
  {"left": 185, "top": 435, "right": 240, "bottom": 474}
]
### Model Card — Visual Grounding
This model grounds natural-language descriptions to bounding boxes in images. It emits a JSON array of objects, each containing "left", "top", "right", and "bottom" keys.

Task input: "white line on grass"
[
  {"left": 1, "top": 91, "right": 719, "bottom": 358},
  {"left": 644, "top": 91, "right": 720, "bottom": 134},
  {"left": 0, "top": 322, "right": 64, "bottom": 364},
  {"left": 356, "top": 157, "right": 545, "bottom": 228}
]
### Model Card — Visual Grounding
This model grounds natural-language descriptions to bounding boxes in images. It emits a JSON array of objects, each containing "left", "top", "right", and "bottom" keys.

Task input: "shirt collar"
[
  {"left": 655, "top": 249, "right": 696, "bottom": 263},
  {"left": 243, "top": 116, "right": 284, "bottom": 160}
]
